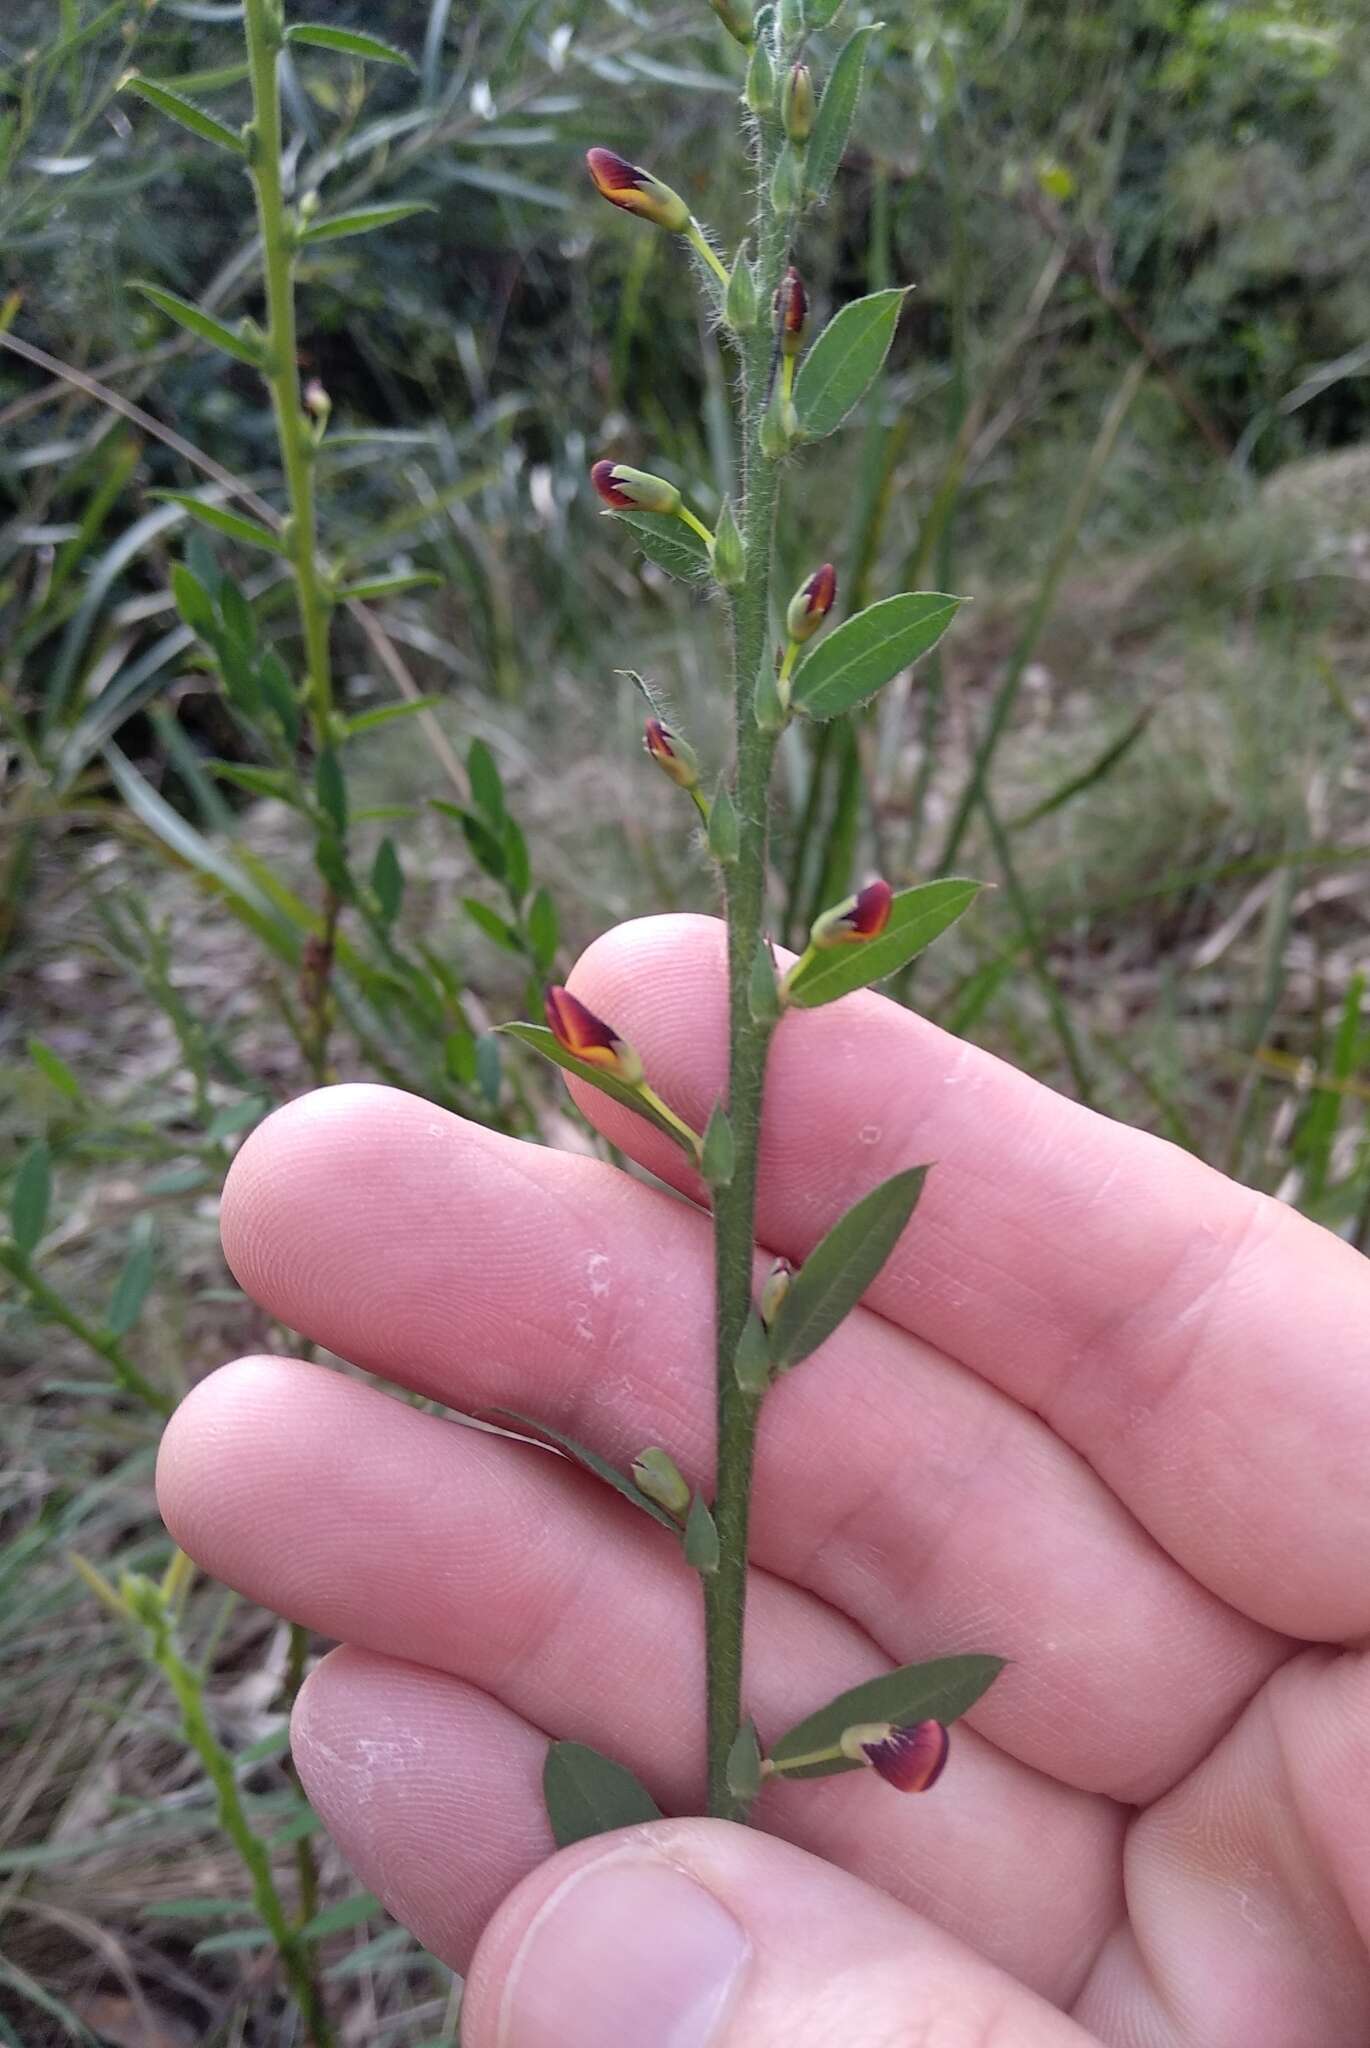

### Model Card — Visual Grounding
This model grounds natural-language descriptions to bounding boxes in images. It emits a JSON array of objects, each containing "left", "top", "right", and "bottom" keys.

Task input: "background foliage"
[{"left": 2, "top": 0, "right": 1369, "bottom": 2040}]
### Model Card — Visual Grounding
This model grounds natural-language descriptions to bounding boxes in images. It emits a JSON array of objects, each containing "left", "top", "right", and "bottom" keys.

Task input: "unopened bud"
[
  {"left": 590, "top": 459, "right": 681, "bottom": 515},
  {"left": 725, "top": 246, "right": 759, "bottom": 333},
  {"left": 644, "top": 718, "right": 700, "bottom": 791},
  {"left": 744, "top": 33, "right": 775, "bottom": 113},
  {"left": 545, "top": 985, "right": 644, "bottom": 1086},
  {"left": 585, "top": 147, "right": 690, "bottom": 233},
  {"left": 712, "top": 498, "right": 745, "bottom": 588},
  {"left": 303, "top": 378, "right": 330, "bottom": 420},
  {"left": 782, "top": 63, "right": 815, "bottom": 143},
  {"left": 774, "top": 265, "right": 808, "bottom": 357},
  {"left": 810, "top": 878, "right": 894, "bottom": 947},
  {"left": 759, "top": 1257, "right": 792, "bottom": 1328},
  {"left": 632, "top": 1446, "right": 691, "bottom": 1516},
  {"left": 770, "top": 138, "right": 804, "bottom": 215},
  {"left": 708, "top": 0, "right": 754, "bottom": 46},
  {"left": 786, "top": 561, "right": 836, "bottom": 642},
  {"left": 759, "top": 382, "right": 800, "bottom": 459},
  {"left": 838, "top": 1719, "right": 950, "bottom": 1793}
]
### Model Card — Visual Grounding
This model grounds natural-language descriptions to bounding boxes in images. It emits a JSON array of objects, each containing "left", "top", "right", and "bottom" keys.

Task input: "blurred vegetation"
[{"left": 2, "top": 0, "right": 1369, "bottom": 2040}]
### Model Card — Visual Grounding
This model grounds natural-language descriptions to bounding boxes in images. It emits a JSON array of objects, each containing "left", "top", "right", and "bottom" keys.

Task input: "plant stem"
[
  {"left": 0, "top": 1241, "right": 171, "bottom": 1414},
  {"left": 703, "top": 83, "right": 792, "bottom": 1822},
  {"left": 241, "top": 0, "right": 334, "bottom": 740}
]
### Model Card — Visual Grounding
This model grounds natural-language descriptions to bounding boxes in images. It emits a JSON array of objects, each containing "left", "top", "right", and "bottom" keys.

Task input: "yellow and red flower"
[
  {"left": 810, "top": 878, "right": 894, "bottom": 948},
  {"left": 545, "top": 986, "right": 644, "bottom": 1086},
  {"left": 590, "top": 460, "right": 682, "bottom": 515},
  {"left": 644, "top": 718, "right": 700, "bottom": 791},
  {"left": 585, "top": 148, "right": 690, "bottom": 233},
  {"left": 774, "top": 265, "right": 808, "bottom": 357},
  {"left": 839, "top": 1718, "right": 950, "bottom": 1793},
  {"left": 785, "top": 561, "right": 837, "bottom": 643}
]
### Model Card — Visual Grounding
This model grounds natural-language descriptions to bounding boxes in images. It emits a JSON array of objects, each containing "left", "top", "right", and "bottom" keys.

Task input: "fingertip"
[{"left": 155, "top": 1353, "right": 303, "bottom": 1559}]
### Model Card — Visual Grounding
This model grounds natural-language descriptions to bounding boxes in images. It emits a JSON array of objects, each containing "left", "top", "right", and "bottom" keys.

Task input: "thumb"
[{"left": 460, "top": 1818, "right": 1097, "bottom": 2048}]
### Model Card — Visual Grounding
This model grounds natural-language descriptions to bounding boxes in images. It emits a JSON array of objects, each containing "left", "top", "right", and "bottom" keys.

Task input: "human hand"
[{"left": 158, "top": 914, "right": 1370, "bottom": 2047}]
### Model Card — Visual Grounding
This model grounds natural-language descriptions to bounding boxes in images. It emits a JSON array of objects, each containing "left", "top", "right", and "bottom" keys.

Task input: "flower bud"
[
  {"left": 712, "top": 497, "right": 746, "bottom": 589},
  {"left": 774, "top": 265, "right": 808, "bottom": 357},
  {"left": 810, "top": 878, "right": 894, "bottom": 948},
  {"left": 786, "top": 561, "right": 836, "bottom": 642},
  {"left": 644, "top": 718, "right": 700, "bottom": 791},
  {"left": 545, "top": 985, "right": 644, "bottom": 1085},
  {"left": 770, "top": 139, "right": 805, "bottom": 215},
  {"left": 744, "top": 33, "right": 775, "bottom": 113},
  {"left": 725, "top": 246, "right": 759, "bottom": 333},
  {"left": 758, "top": 384, "right": 798, "bottom": 460},
  {"left": 782, "top": 63, "right": 815, "bottom": 144},
  {"left": 632, "top": 1446, "right": 691, "bottom": 1517},
  {"left": 838, "top": 1719, "right": 950, "bottom": 1792},
  {"left": 759, "top": 1257, "right": 792, "bottom": 1328},
  {"left": 707, "top": 0, "right": 754, "bottom": 46},
  {"left": 585, "top": 148, "right": 690, "bottom": 233},
  {"left": 590, "top": 459, "right": 681, "bottom": 515}
]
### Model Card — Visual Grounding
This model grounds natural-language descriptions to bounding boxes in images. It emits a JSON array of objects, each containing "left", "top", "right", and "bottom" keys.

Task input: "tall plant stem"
[
  {"left": 703, "top": 93, "right": 792, "bottom": 1822},
  {"left": 241, "top": 0, "right": 333, "bottom": 740}
]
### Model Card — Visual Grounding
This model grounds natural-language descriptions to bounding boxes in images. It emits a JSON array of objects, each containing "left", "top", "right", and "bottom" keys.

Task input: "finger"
[
  {"left": 564, "top": 913, "right": 1370, "bottom": 1640},
  {"left": 1074, "top": 1647, "right": 1370, "bottom": 2046},
  {"left": 159, "top": 1355, "right": 1122, "bottom": 2002},
  {"left": 218, "top": 1086, "right": 1280, "bottom": 1801},
  {"left": 461, "top": 1818, "right": 1098, "bottom": 2048}
]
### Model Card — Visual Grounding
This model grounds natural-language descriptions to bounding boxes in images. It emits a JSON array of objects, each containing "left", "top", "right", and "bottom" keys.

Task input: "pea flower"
[
  {"left": 545, "top": 986, "right": 645, "bottom": 1086},
  {"left": 585, "top": 148, "right": 690, "bottom": 233},
  {"left": 809, "top": 878, "right": 894, "bottom": 948},
  {"left": 838, "top": 1718, "right": 950, "bottom": 1793}
]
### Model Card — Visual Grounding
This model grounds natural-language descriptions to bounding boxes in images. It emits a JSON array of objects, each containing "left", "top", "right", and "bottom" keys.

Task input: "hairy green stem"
[
  {"left": 0, "top": 1241, "right": 171, "bottom": 1414},
  {"left": 703, "top": 84, "right": 793, "bottom": 1822},
  {"left": 241, "top": 0, "right": 333, "bottom": 739}
]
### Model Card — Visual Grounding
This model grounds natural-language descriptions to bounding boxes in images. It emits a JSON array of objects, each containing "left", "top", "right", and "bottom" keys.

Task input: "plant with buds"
[{"left": 509, "top": 5, "right": 1002, "bottom": 1840}]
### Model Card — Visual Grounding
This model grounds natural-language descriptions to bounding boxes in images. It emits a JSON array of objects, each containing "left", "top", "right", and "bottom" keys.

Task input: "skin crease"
[{"left": 157, "top": 915, "right": 1370, "bottom": 2047}]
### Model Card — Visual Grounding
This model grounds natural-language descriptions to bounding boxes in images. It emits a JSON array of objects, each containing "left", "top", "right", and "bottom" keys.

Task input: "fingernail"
[{"left": 499, "top": 1853, "right": 748, "bottom": 2048}]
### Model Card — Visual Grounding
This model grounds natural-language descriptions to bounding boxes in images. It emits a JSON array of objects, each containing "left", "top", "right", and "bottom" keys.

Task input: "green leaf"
[
  {"left": 335, "top": 571, "right": 441, "bottom": 602},
  {"left": 467, "top": 738, "right": 505, "bottom": 822},
  {"left": 285, "top": 24, "right": 414, "bottom": 66},
  {"left": 132, "top": 284, "right": 262, "bottom": 367},
  {"left": 527, "top": 887, "right": 558, "bottom": 974},
  {"left": 314, "top": 746, "right": 347, "bottom": 835},
  {"left": 204, "top": 1098, "right": 269, "bottom": 1141},
  {"left": 301, "top": 203, "right": 434, "bottom": 245},
  {"left": 497, "top": 1023, "right": 701, "bottom": 1165},
  {"left": 543, "top": 1741, "right": 661, "bottom": 1850},
  {"left": 210, "top": 762, "right": 293, "bottom": 801},
  {"left": 122, "top": 75, "right": 246, "bottom": 154},
  {"left": 28, "top": 1037, "right": 83, "bottom": 1103},
  {"left": 785, "top": 879, "right": 984, "bottom": 1008},
  {"left": 749, "top": 936, "right": 781, "bottom": 1026},
  {"left": 701, "top": 1101, "right": 735, "bottom": 1188},
  {"left": 503, "top": 815, "right": 531, "bottom": 903},
  {"left": 341, "top": 698, "right": 440, "bottom": 738},
  {"left": 372, "top": 838, "right": 403, "bottom": 926},
  {"left": 301, "top": 1893, "right": 383, "bottom": 1939},
  {"left": 804, "top": 23, "right": 881, "bottom": 204},
  {"left": 170, "top": 562, "right": 218, "bottom": 640},
  {"left": 726, "top": 1720, "right": 763, "bottom": 1802},
  {"left": 707, "top": 784, "right": 739, "bottom": 864},
  {"left": 610, "top": 510, "right": 710, "bottom": 582},
  {"left": 463, "top": 897, "right": 523, "bottom": 956},
  {"left": 733, "top": 1312, "right": 772, "bottom": 1394},
  {"left": 106, "top": 1223, "right": 154, "bottom": 1339},
  {"left": 684, "top": 1492, "right": 720, "bottom": 1574},
  {"left": 769, "top": 1655, "right": 1006, "bottom": 1779},
  {"left": 11, "top": 1141, "right": 51, "bottom": 1255},
  {"left": 151, "top": 493, "right": 285, "bottom": 557},
  {"left": 489, "top": 1412, "right": 679, "bottom": 1531},
  {"left": 790, "top": 592, "right": 962, "bottom": 721},
  {"left": 431, "top": 799, "right": 506, "bottom": 881},
  {"left": 794, "top": 287, "right": 906, "bottom": 440},
  {"left": 803, "top": 0, "right": 849, "bottom": 25},
  {"left": 767, "top": 1166, "right": 928, "bottom": 1372}
]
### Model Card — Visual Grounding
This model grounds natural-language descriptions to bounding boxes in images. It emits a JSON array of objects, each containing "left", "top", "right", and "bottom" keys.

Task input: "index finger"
[{"left": 564, "top": 914, "right": 1370, "bottom": 1640}]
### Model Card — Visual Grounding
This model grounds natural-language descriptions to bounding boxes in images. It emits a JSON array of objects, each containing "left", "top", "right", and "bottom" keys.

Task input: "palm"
[{"left": 160, "top": 915, "right": 1370, "bottom": 2045}]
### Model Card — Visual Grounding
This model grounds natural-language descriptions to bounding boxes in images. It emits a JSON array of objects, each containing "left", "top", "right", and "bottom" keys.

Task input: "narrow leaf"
[
  {"left": 769, "top": 1655, "right": 1006, "bottom": 1779},
  {"left": 314, "top": 746, "right": 347, "bottom": 835},
  {"left": 122, "top": 74, "right": 246, "bottom": 154},
  {"left": 28, "top": 1038, "right": 83, "bottom": 1103},
  {"left": 528, "top": 887, "right": 559, "bottom": 974},
  {"left": 733, "top": 1313, "right": 772, "bottom": 1394},
  {"left": 171, "top": 562, "right": 218, "bottom": 640},
  {"left": 11, "top": 1141, "right": 51, "bottom": 1255},
  {"left": 684, "top": 1493, "right": 720, "bottom": 1574},
  {"left": 794, "top": 288, "right": 906, "bottom": 441},
  {"left": 301, "top": 1893, "right": 382, "bottom": 1939},
  {"left": 463, "top": 897, "right": 523, "bottom": 955},
  {"left": 336, "top": 571, "right": 440, "bottom": 602},
  {"left": 804, "top": 24, "right": 881, "bottom": 204},
  {"left": 488, "top": 1410, "right": 680, "bottom": 1531},
  {"left": 371, "top": 838, "right": 403, "bottom": 926},
  {"left": 285, "top": 24, "right": 414, "bottom": 66},
  {"left": 497, "top": 1023, "right": 701, "bottom": 1164},
  {"left": 790, "top": 592, "right": 962, "bottom": 721},
  {"left": 543, "top": 1742, "right": 661, "bottom": 1850},
  {"left": 302, "top": 203, "right": 434, "bottom": 245},
  {"left": 152, "top": 493, "right": 285, "bottom": 557},
  {"left": 106, "top": 1226, "right": 155, "bottom": 1338},
  {"left": 610, "top": 509, "right": 710, "bottom": 582},
  {"left": 467, "top": 739, "right": 505, "bottom": 822},
  {"left": 132, "top": 284, "right": 262, "bottom": 367},
  {"left": 342, "top": 696, "right": 441, "bottom": 736},
  {"left": 726, "top": 1720, "right": 763, "bottom": 1802},
  {"left": 785, "top": 880, "right": 984, "bottom": 1008},
  {"left": 701, "top": 1101, "right": 735, "bottom": 1187},
  {"left": 767, "top": 1167, "right": 928, "bottom": 1372}
]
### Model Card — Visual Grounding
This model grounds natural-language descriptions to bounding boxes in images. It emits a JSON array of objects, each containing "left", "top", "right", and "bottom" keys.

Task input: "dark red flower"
[
  {"left": 774, "top": 266, "right": 808, "bottom": 353},
  {"left": 590, "top": 460, "right": 681, "bottom": 514},
  {"left": 840, "top": 1719, "right": 950, "bottom": 1793},
  {"left": 786, "top": 561, "right": 837, "bottom": 642},
  {"left": 644, "top": 718, "right": 700, "bottom": 790},
  {"left": 811, "top": 878, "right": 894, "bottom": 948},
  {"left": 545, "top": 986, "right": 644, "bottom": 1085},
  {"left": 585, "top": 148, "right": 689, "bottom": 232}
]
